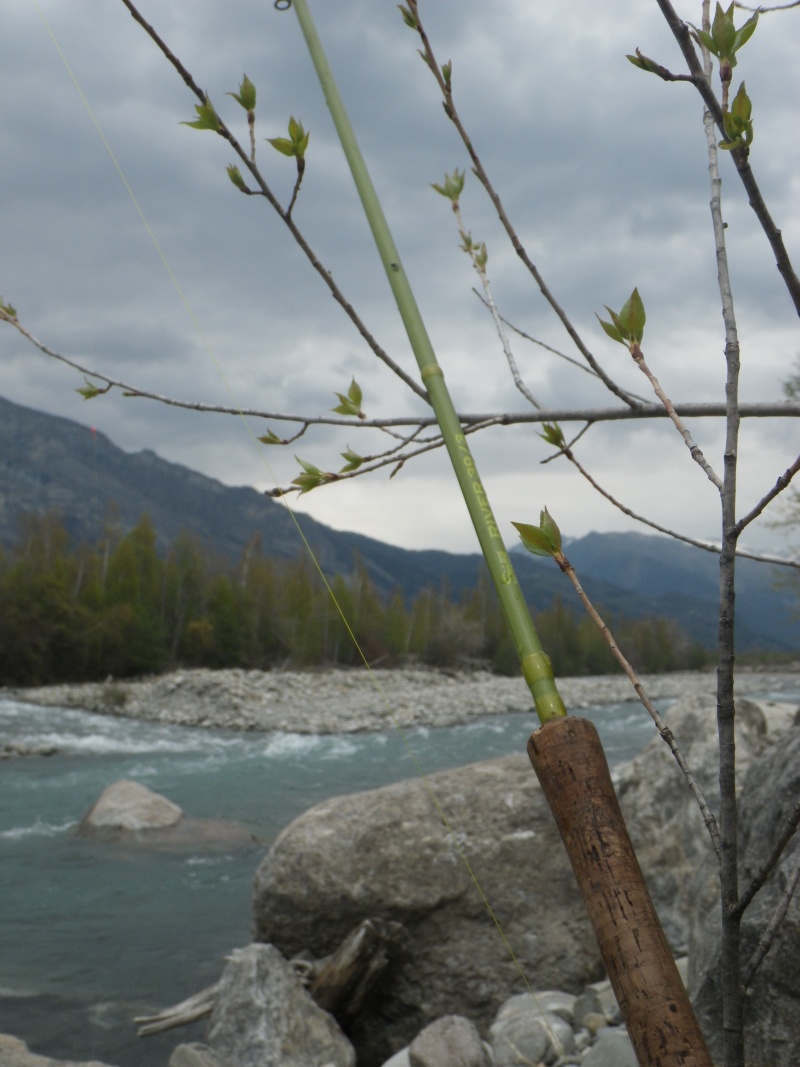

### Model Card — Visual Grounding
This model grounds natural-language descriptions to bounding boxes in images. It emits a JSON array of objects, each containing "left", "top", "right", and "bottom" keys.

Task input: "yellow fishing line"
[{"left": 32, "top": 1, "right": 562, "bottom": 1051}]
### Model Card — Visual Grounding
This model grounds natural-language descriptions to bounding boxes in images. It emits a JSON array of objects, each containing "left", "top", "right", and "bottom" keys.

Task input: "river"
[{"left": 0, "top": 678, "right": 796, "bottom": 1066}]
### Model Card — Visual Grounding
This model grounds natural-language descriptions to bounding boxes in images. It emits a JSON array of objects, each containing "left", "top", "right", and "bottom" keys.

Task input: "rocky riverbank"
[{"left": 5, "top": 664, "right": 800, "bottom": 734}]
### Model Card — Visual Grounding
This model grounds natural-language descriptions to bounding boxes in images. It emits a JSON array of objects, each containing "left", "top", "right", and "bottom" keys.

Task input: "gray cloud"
[{"left": 2, "top": 0, "right": 798, "bottom": 558}]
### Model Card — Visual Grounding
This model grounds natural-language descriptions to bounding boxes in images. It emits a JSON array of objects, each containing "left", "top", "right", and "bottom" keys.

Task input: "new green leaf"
[
  {"left": 511, "top": 509, "right": 562, "bottom": 559},
  {"left": 339, "top": 448, "right": 364, "bottom": 473},
  {"left": 76, "top": 377, "right": 105, "bottom": 401},
  {"left": 431, "top": 169, "right": 465, "bottom": 203},
  {"left": 596, "top": 288, "right": 646, "bottom": 346},
  {"left": 538, "top": 422, "right": 566, "bottom": 450},
  {"left": 227, "top": 74, "right": 256, "bottom": 112},
  {"left": 292, "top": 456, "right": 329, "bottom": 494},
  {"left": 226, "top": 165, "right": 247, "bottom": 191},
  {"left": 332, "top": 378, "right": 365, "bottom": 418},
  {"left": 258, "top": 429, "right": 284, "bottom": 445},
  {"left": 268, "top": 117, "right": 310, "bottom": 159},
  {"left": 180, "top": 98, "right": 220, "bottom": 132}
]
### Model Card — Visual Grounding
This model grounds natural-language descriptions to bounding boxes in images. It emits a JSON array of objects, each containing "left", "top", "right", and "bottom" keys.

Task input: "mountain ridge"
[{"left": 1, "top": 394, "right": 796, "bottom": 652}]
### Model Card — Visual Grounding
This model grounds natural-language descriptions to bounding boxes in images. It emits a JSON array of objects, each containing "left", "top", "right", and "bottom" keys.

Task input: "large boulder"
[
  {"left": 689, "top": 711, "right": 800, "bottom": 1066},
  {"left": 206, "top": 943, "right": 355, "bottom": 1067},
  {"left": 252, "top": 692, "right": 771, "bottom": 1065},
  {"left": 253, "top": 754, "right": 602, "bottom": 1065}
]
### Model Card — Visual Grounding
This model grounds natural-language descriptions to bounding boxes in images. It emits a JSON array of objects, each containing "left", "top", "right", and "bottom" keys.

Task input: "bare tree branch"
[
  {"left": 406, "top": 0, "right": 644, "bottom": 411},
  {"left": 733, "top": 799, "right": 800, "bottom": 920},
  {"left": 549, "top": 547, "right": 722, "bottom": 859},
  {"left": 734, "top": 453, "right": 800, "bottom": 535},
  {"left": 548, "top": 434, "right": 800, "bottom": 569},
  {"left": 631, "top": 344, "right": 723, "bottom": 490},
  {"left": 449, "top": 201, "right": 543, "bottom": 409},
  {"left": 6, "top": 305, "right": 799, "bottom": 433},
  {"left": 653, "top": 0, "right": 800, "bottom": 318},
  {"left": 118, "top": 0, "right": 430, "bottom": 404},
  {"left": 734, "top": 1, "right": 800, "bottom": 11}
]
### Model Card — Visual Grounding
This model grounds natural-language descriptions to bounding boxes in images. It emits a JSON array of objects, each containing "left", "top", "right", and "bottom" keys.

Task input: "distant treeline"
[{"left": 0, "top": 512, "right": 710, "bottom": 686}]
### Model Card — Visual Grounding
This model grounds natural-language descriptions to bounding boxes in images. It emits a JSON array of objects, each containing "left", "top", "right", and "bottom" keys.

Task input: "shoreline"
[{"left": 4, "top": 664, "right": 800, "bottom": 735}]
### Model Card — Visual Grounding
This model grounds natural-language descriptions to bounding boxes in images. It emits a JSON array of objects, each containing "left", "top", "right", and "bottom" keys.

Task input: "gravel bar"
[{"left": 5, "top": 665, "right": 800, "bottom": 734}]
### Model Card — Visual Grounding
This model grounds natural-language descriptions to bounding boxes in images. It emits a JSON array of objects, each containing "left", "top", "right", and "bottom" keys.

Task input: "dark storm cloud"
[{"left": 2, "top": 0, "right": 798, "bottom": 553}]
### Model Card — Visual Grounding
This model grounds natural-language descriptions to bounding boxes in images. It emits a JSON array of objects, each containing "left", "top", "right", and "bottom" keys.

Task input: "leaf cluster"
[
  {"left": 719, "top": 82, "right": 754, "bottom": 151},
  {"left": 431, "top": 169, "right": 465, "bottom": 204},
  {"left": 691, "top": 3, "right": 759, "bottom": 72},
  {"left": 512, "top": 508, "right": 563, "bottom": 560},
  {"left": 267, "top": 116, "right": 310, "bottom": 159},
  {"left": 596, "top": 288, "right": 646, "bottom": 347}
]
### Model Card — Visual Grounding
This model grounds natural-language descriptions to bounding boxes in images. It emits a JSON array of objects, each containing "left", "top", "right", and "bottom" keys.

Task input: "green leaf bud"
[
  {"left": 431, "top": 169, "right": 465, "bottom": 203},
  {"left": 258, "top": 429, "right": 284, "bottom": 445},
  {"left": 511, "top": 520, "right": 558, "bottom": 558},
  {"left": 397, "top": 4, "right": 418, "bottom": 29},
  {"left": 539, "top": 507, "right": 563, "bottom": 555},
  {"left": 226, "top": 164, "right": 247, "bottom": 191},
  {"left": 227, "top": 74, "right": 257, "bottom": 112},
  {"left": 76, "top": 377, "right": 105, "bottom": 401},
  {"left": 180, "top": 98, "right": 220, "bottom": 132},
  {"left": 538, "top": 422, "right": 566, "bottom": 449},
  {"left": 339, "top": 448, "right": 364, "bottom": 473}
]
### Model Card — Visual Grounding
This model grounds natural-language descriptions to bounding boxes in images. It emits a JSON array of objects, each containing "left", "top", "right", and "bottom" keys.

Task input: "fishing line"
[{"left": 31, "top": 1, "right": 563, "bottom": 1052}]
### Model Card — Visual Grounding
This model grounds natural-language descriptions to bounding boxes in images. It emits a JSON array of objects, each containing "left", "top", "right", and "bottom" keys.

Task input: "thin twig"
[
  {"left": 742, "top": 850, "right": 800, "bottom": 989},
  {"left": 551, "top": 548, "right": 722, "bottom": 859},
  {"left": 734, "top": 1, "right": 800, "bottom": 11},
  {"left": 733, "top": 799, "right": 800, "bottom": 919},
  {"left": 472, "top": 290, "right": 604, "bottom": 381},
  {"left": 406, "top": 0, "right": 643, "bottom": 411},
  {"left": 451, "top": 204, "right": 542, "bottom": 409},
  {"left": 7, "top": 304, "right": 799, "bottom": 433},
  {"left": 550, "top": 436, "right": 800, "bottom": 569},
  {"left": 653, "top": 0, "right": 800, "bottom": 318},
  {"left": 119, "top": 0, "right": 429, "bottom": 404},
  {"left": 630, "top": 343, "right": 723, "bottom": 490},
  {"left": 734, "top": 453, "right": 800, "bottom": 535}
]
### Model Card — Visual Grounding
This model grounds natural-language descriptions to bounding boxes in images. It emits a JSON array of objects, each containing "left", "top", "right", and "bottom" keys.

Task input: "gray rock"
[
  {"left": 251, "top": 691, "right": 771, "bottom": 1065},
  {"left": 690, "top": 721, "right": 800, "bottom": 1066},
  {"left": 77, "top": 779, "right": 259, "bottom": 850},
  {"left": 253, "top": 755, "right": 601, "bottom": 1065},
  {"left": 489, "top": 996, "right": 575, "bottom": 1066},
  {"left": 380, "top": 1050, "right": 411, "bottom": 1067},
  {"left": 78, "top": 779, "right": 183, "bottom": 832},
  {"left": 408, "top": 1015, "right": 490, "bottom": 1067},
  {"left": 0, "top": 742, "right": 57, "bottom": 759},
  {"left": 0, "top": 1032, "right": 116, "bottom": 1067},
  {"left": 580, "top": 1027, "right": 637, "bottom": 1067},
  {"left": 168, "top": 1045, "right": 228, "bottom": 1067},
  {"left": 206, "top": 943, "right": 355, "bottom": 1067},
  {"left": 572, "top": 979, "right": 621, "bottom": 1029},
  {"left": 526, "top": 989, "right": 576, "bottom": 1025}
]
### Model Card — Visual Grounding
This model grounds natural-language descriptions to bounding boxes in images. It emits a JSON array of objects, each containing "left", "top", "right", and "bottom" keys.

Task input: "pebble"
[{"left": 4, "top": 665, "right": 799, "bottom": 735}]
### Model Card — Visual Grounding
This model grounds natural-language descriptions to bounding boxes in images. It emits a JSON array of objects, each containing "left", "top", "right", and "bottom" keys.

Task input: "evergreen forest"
[{"left": 0, "top": 511, "right": 711, "bottom": 686}]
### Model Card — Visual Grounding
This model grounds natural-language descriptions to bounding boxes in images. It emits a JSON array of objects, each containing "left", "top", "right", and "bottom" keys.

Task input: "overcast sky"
[{"left": 3, "top": 0, "right": 800, "bottom": 560}]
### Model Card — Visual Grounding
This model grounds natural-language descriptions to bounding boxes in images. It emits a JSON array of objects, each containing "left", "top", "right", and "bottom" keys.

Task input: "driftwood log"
[
  {"left": 135, "top": 917, "right": 403, "bottom": 1037},
  {"left": 135, "top": 982, "right": 220, "bottom": 1036},
  {"left": 309, "top": 917, "right": 404, "bottom": 1028}
]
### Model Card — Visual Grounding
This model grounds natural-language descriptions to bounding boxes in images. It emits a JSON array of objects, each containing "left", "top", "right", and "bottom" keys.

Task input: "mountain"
[{"left": 1, "top": 395, "right": 797, "bottom": 652}]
